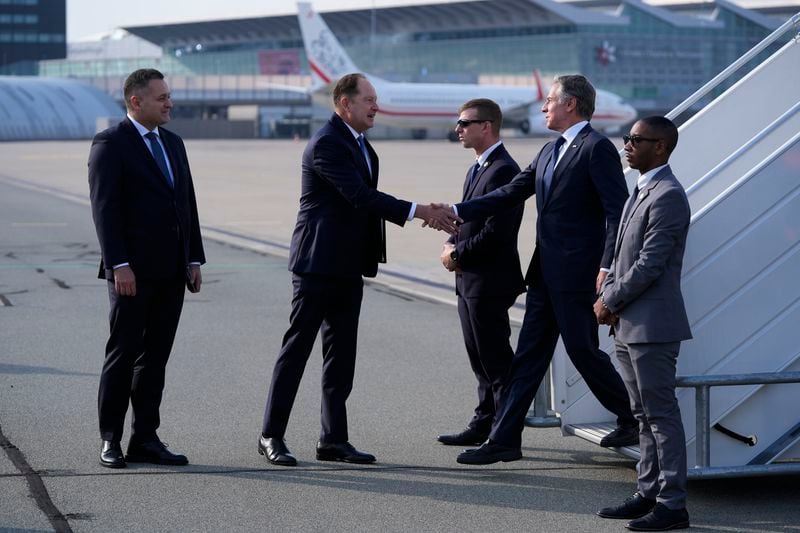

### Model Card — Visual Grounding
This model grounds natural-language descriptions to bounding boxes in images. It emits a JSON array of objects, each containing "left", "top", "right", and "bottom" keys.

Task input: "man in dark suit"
[
  {"left": 88, "top": 68, "right": 205, "bottom": 469},
  {"left": 595, "top": 117, "right": 691, "bottom": 531},
  {"left": 451, "top": 75, "right": 638, "bottom": 464},
  {"left": 437, "top": 99, "right": 525, "bottom": 447},
  {"left": 258, "top": 73, "right": 459, "bottom": 467}
]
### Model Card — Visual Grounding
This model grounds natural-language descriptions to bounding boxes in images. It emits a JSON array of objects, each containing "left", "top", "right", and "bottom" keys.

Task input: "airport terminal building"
[{"left": 35, "top": 0, "right": 797, "bottom": 137}]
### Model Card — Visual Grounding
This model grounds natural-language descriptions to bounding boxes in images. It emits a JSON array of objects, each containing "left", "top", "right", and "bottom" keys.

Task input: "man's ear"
[{"left": 656, "top": 138, "right": 669, "bottom": 156}]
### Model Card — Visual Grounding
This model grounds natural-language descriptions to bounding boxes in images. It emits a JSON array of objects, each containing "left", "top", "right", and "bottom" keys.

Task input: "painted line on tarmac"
[
  {"left": 11, "top": 222, "right": 69, "bottom": 227},
  {"left": 201, "top": 224, "right": 526, "bottom": 316},
  {"left": 0, "top": 173, "right": 525, "bottom": 318},
  {"left": 0, "top": 173, "right": 89, "bottom": 206},
  {"left": 0, "top": 423, "right": 74, "bottom": 533}
]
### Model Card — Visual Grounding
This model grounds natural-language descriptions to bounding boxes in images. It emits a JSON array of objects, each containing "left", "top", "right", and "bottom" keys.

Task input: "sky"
[{"left": 67, "top": 0, "right": 797, "bottom": 42}]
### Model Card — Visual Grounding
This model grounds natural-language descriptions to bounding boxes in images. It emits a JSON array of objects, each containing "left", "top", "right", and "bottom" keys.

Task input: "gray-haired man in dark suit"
[{"left": 595, "top": 116, "right": 692, "bottom": 531}]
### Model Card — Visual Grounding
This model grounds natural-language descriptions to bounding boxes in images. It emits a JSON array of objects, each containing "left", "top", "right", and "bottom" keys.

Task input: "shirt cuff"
[
  {"left": 112, "top": 263, "right": 129, "bottom": 269},
  {"left": 600, "top": 267, "right": 611, "bottom": 273},
  {"left": 452, "top": 204, "right": 459, "bottom": 216},
  {"left": 407, "top": 202, "right": 416, "bottom": 222}
]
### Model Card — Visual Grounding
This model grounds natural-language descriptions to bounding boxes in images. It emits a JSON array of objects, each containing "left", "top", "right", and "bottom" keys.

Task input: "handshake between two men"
[
  {"left": 414, "top": 203, "right": 464, "bottom": 273},
  {"left": 415, "top": 202, "right": 462, "bottom": 235}
]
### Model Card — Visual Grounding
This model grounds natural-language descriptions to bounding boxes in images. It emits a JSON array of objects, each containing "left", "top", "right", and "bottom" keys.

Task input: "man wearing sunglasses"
[
  {"left": 595, "top": 116, "right": 691, "bottom": 531},
  {"left": 437, "top": 99, "right": 525, "bottom": 447},
  {"left": 449, "top": 74, "right": 637, "bottom": 465}
]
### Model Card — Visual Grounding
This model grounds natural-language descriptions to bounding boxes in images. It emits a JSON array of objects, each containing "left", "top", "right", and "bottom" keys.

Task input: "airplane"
[{"left": 296, "top": 1, "right": 637, "bottom": 139}]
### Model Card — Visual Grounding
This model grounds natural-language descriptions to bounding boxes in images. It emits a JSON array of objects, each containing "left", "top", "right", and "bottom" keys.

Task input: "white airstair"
[{"left": 550, "top": 13, "right": 800, "bottom": 478}]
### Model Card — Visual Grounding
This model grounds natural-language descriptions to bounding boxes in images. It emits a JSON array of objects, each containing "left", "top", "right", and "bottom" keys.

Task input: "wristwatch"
[{"left": 449, "top": 249, "right": 458, "bottom": 262}]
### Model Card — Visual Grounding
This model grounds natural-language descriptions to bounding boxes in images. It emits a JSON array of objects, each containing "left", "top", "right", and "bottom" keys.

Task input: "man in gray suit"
[{"left": 594, "top": 116, "right": 692, "bottom": 531}]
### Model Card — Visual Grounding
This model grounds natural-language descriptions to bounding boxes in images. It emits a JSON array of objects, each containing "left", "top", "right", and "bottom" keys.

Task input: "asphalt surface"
[{"left": 1, "top": 141, "right": 799, "bottom": 532}]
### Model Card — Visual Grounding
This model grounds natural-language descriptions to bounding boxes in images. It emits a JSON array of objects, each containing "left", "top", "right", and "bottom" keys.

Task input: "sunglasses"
[
  {"left": 456, "top": 119, "right": 493, "bottom": 128},
  {"left": 623, "top": 135, "right": 661, "bottom": 146}
]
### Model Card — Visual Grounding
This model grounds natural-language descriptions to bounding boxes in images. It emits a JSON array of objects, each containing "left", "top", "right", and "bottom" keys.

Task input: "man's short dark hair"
[
  {"left": 123, "top": 69, "right": 165, "bottom": 110},
  {"left": 639, "top": 115, "right": 679, "bottom": 154},
  {"left": 554, "top": 74, "right": 595, "bottom": 120},
  {"left": 333, "top": 73, "right": 367, "bottom": 108},
  {"left": 459, "top": 98, "right": 503, "bottom": 135}
]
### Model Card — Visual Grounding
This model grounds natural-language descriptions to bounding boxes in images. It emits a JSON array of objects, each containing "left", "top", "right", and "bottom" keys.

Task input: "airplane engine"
[{"left": 519, "top": 112, "right": 549, "bottom": 135}]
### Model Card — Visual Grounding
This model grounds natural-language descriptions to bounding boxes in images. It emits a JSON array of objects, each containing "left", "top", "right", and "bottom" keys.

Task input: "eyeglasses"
[
  {"left": 623, "top": 135, "right": 661, "bottom": 146},
  {"left": 456, "top": 119, "right": 493, "bottom": 128}
]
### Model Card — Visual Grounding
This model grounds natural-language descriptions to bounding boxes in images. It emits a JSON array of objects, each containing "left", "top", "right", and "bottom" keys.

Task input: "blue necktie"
[
  {"left": 542, "top": 136, "right": 565, "bottom": 202},
  {"left": 145, "top": 131, "right": 173, "bottom": 188},
  {"left": 357, "top": 134, "right": 372, "bottom": 177}
]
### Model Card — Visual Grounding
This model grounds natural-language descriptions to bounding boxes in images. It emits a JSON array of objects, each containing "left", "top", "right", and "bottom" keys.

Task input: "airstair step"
[{"left": 563, "top": 422, "right": 640, "bottom": 461}]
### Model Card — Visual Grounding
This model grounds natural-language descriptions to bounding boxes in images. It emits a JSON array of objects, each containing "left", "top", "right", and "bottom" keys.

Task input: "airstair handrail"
[
  {"left": 691, "top": 132, "right": 800, "bottom": 225},
  {"left": 690, "top": 129, "right": 800, "bottom": 224},
  {"left": 684, "top": 100, "right": 800, "bottom": 196},
  {"left": 666, "top": 12, "right": 800, "bottom": 122},
  {"left": 617, "top": 11, "right": 800, "bottom": 159},
  {"left": 677, "top": 371, "right": 800, "bottom": 469}
]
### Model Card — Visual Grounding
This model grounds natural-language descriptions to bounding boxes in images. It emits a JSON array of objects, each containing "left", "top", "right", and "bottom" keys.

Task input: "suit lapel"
[
  {"left": 544, "top": 125, "right": 588, "bottom": 208},
  {"left": 363, "top": 136, "right": 378, "bottom": 186},
  {"left": 121, "top": 119, "right": 175, "bottom": 193},
  {"left": 535, "top": 138, "right": 561, "bottom": 212},
  {"left": 159, "top": 129, "right": 181, "bottom": 191},
  {"left": 465, "top": 160, "right": 488, "bottom": 199},
  {"left": 330, "top": 114, "right": 374, "bottom": 186}
]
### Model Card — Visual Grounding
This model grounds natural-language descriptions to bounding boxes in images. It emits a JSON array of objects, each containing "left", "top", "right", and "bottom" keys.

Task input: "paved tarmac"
[{"left": 1, "top": 140, "right": 799, "bottom": 532}]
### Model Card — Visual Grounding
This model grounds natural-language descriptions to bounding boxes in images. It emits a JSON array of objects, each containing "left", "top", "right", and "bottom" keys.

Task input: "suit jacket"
[
  {"left": 288, "top": 113, "right": 412, "bottom": 278},
  {"left": 602, "top": 166, "right": 692, "bottom": 344},
  {"left": 88, "top": 117, "right": 205, "bottom": 281},
  {"left": 456, "top": 124, "right": 628, "bottom": 292},
  {"left": 447, "top": 144, "right": 525, "bottom": 299}
]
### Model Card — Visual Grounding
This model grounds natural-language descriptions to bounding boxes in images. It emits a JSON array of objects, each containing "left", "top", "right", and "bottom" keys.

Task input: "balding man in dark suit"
[{"left": 258, "top": 73, "right": 459, "bottom": 467}]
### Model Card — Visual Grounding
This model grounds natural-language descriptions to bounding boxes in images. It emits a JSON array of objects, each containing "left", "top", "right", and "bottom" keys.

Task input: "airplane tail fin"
[
  {"left": 297, "top": 2, "right": 362, "bottom": 89},
  {"left": 532, "top": 69, "right": 545, "bottom": 101}
]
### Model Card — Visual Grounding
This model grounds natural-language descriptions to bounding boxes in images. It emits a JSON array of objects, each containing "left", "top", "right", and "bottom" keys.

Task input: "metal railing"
[
  {"left": 684, "top": 100, "right": 800, "bottom": 197},
  {"left": 677, "top": 371, "right": 800, "bottom": 478},
  {"left": 618, "top": 11, "right": 800, "bottom": 158},
  {"left": 666, "top": 12, "right": 800, "bottom": 122}
]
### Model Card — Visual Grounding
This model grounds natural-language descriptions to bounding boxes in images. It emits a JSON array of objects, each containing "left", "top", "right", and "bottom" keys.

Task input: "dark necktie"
[
  {"left": 144, "top": 131, "right": 173, "bottom": 187},
  {"left": 357, "top": 134, "right": 372, "bottom": 177},
  {"left": 542, "top": 136, "right": 565, "bottom": 202},
  {"left": 622, "top": 185, "right": 640, "bottom": 225},
  {"left": 468, "top": 161, "right": 480, "bottom": 186}
]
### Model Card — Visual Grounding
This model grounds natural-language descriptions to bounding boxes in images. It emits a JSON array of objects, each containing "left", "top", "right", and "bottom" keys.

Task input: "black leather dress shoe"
[
  {"left": 100, "top": 440, "right": 126, "bottom": 469},
  {"left": 600, "top": 425, "right": 640, "bottom": 448},
  {"left": 626, "top": 503, "right": 689, "bottom": 531},
  {"left": 598, "top": 492, "right": 657, "bottom": 519},
  {"left": 437, "top": 427, "right": 488, "bottom": 446},
  {"left": 316, "top": 441, "right": 376, "bottom": 464},
  {"left": 456, "top": 441, "right": 522, "bottom": 465},
  {"left": 125, "top": 439, "right": 188, "bottom": 465},
  {"left": 258, "top": 436, "right": 297, "bottom": 466}
]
